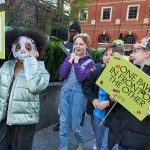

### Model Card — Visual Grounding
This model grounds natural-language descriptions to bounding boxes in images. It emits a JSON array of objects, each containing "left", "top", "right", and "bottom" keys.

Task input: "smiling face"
[
  {"left": 73, "top": 37, "right": 87, "bottom": 57},
  {"left": 103, "top": 49, "right": 114, "bottom": 65}
]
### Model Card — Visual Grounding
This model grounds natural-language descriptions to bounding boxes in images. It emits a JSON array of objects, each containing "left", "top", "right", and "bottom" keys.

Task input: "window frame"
[
  {"left": 79, "top": 9, "right": 88, "bottom": 22},
  {"left": 101, "top": 7, "right": 112, "bottom": 21},
  {"left": 98, "top": 34, "right": 109, "bottom": 44},
  {"left": 124, "top": 35, "right": 136, "bottom": 44},
  {"left": 126, "top": 5, "right": 140, "bottom": 21}
]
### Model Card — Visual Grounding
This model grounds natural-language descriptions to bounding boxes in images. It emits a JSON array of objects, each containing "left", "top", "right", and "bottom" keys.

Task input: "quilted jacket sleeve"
[{"left": 23, "top": 57, "right": 50, "bottom": 94}]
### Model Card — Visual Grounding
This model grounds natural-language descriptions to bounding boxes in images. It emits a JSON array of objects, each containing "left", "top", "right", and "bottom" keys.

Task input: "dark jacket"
[
  {"left": 82, "top": 64, "right": 120, "bottom": 127},
  {"left": 82, "top": 64, "right": 103, "bottom": 115},
  {"left": 108, "top": 65, "right": 150, "bottom": 150}
]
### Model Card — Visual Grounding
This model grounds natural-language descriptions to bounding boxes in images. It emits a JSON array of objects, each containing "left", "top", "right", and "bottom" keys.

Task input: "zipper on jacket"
[{"left": 5, "top": 76, "right": 15, "bottom": 125}]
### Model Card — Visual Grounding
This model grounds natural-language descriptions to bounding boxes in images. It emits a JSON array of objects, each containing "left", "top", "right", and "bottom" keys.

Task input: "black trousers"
[{"left": 0, "top": 119, "right": 36, "bottom": 150}]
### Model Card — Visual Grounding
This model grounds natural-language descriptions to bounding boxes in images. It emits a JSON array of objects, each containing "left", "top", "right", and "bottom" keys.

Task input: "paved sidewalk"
[{"left": 33, "top": 115, "right": 96, "bottom": 150}]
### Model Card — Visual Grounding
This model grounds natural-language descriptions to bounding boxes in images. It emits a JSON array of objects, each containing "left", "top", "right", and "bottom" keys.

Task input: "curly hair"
[{"left": 5, "top": 28, "right": 48, "bottom": 60}]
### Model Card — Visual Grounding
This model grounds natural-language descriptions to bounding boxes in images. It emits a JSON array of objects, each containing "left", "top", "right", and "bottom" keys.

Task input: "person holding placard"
[
  {"left": 109, "top": 37, "right": 150, "bottom": 150},
  {"left": 82, "top": 44, "right": 125, "bottom": 150}
]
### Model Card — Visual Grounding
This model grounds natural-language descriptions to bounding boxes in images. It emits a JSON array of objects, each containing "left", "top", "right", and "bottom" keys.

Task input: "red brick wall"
[{"left": 80, "top": 0, "right": 150, "bottom": 50}]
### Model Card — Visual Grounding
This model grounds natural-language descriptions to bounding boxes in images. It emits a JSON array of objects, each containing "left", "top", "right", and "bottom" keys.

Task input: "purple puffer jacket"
[{"left": 59, "top": 55, "right": 95, "bottom": 83}]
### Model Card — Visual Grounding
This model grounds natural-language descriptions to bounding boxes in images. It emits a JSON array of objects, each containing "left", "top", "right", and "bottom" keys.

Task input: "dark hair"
[
  {"left": 69, "top": 21, "right": 81, "bottom": 33},
  {"left": 5, "top": 28, "right": 47, "bottom": 60},
  {"left": 105, "top": 44, "right": 125, "bottom": 55}
]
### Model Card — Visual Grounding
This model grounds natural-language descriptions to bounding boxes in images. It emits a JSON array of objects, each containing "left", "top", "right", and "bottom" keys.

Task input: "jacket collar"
[{"left": 142, "top": 65, "right": 150, "bottom": 75}]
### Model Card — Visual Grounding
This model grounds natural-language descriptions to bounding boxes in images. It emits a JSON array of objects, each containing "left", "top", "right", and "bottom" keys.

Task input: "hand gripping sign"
[{"left": 96, "top": 52, "right": 150, "bottom": 121}]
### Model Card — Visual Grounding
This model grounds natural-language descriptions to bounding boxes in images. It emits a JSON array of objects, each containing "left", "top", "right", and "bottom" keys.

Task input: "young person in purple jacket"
[
  {"left": 53, "top": 21, "right": 82, "bottom": 132},
  {"left": 58, "top": 33, "right": 95, "bottom": 150}
]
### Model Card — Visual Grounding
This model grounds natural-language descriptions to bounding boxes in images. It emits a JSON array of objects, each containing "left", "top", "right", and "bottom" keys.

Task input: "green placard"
[
  {"left": 0, "top": 11, "right": 5, "bottom": 59},
  {"left": 96, "top": 53, "right": 150, "bottom": 121}
]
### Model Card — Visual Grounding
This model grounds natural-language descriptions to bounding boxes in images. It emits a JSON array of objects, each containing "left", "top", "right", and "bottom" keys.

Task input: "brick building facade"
[{"left": 79, "top": 0, "right": 150, "bottom": 50}]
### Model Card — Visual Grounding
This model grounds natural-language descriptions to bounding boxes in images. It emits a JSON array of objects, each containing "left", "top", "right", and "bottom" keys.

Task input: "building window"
[
  {"left": 124, "top": 35, "right": 135, "bottom": 44},
  {"left": 101, "top": 7, "right": 112, "bottom": 21},
  {"left": 79, "top": 9, "right": 88, "bottom": 22},
  {"left": 99, "top": 34, "right": 109, "bottom": 43},
  {"left": 127, "top": 5, "right": 139, "bottom": 20}
]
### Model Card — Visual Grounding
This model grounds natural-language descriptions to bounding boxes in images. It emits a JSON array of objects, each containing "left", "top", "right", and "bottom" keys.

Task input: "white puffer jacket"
[{"left": 0, "top": 57, "right": 50, "bottom": 125}]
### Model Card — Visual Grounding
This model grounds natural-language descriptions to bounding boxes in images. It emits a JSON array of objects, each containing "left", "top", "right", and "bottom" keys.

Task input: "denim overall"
[{"left": 59, "top": 65, "right": 88, "bottom": 150}]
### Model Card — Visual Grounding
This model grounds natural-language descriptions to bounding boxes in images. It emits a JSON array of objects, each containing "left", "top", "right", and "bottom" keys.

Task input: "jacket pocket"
[{"left": 28, "top": 101, "right": 38, "bottom": 118}]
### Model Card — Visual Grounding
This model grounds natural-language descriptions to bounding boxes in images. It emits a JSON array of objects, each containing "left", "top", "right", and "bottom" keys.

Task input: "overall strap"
[
  {"left": 81, "top": 59, "right": 93, "bottom": 69},
  {"left": 61, "top": 59, "right": 93, "bottom": 97},
  {"left": 61, "top": 75, "right": 75, "bottom": 98}
]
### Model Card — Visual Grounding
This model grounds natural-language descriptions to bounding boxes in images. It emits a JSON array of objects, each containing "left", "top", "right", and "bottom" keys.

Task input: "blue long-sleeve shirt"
[{"left": 94, "top": 88, "right": 109, "bottom": 120}]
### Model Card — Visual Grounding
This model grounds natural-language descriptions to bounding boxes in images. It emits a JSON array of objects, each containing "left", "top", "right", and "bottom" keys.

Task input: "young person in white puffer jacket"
[{"left": 0, "top": 28, "right": 50, "bottom": 150}]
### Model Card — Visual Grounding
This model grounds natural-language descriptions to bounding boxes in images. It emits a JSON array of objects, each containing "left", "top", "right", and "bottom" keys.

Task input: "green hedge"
[
  {"left": 45, "top": 36, "right": 63, "bottom": 82},
  {"left": 45, "top": 37, "right": 104, "bottom": 82},
  {"left": 92, "top": 49, "right": 104, "bottom": 64}
]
